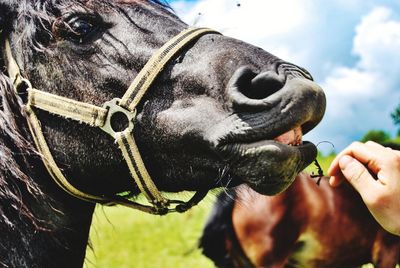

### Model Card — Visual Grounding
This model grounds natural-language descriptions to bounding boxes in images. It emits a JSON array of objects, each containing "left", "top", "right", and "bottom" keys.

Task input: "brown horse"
[
  {"left": 200, "top": 173, "right": 400, "bottom": 268},
  {"left": 0, "top": 0, "right": 325, "bottom": 267}
]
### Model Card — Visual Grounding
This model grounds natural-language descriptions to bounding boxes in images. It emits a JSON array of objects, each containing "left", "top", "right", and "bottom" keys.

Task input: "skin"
[{"left": 328, "top": 141, "right": 400, "bottom": 236}]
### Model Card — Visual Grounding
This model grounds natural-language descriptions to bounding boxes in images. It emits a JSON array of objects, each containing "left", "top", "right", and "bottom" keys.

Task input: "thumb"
[{"left": 339, "top": 155, "right": 375, "bottom": 195}]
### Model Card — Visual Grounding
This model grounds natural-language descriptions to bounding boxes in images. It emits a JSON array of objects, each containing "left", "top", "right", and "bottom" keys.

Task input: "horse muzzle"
[{"left": 214, "top": 65, "right": 325, "bottom": 195}]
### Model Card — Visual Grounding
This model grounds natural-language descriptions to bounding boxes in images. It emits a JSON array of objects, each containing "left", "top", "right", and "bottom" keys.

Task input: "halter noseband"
[{"left": 3, "top": 27, "right": 219, "bottom": 215}]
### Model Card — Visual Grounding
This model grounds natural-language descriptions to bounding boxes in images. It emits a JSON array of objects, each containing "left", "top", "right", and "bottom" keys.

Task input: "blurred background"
[{"left": 85, "top": 1, "right": 400, "bottom": 267}]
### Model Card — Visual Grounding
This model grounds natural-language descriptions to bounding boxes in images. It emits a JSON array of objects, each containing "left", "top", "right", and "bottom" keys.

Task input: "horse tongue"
[{"left": 274, "top": 127, "right": 303, "bottom": 146}]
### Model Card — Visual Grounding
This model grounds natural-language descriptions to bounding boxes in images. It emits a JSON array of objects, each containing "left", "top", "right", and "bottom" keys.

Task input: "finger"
[
  {"left": 329, "top": 142, "right": 381, "bottom": 175},
  {"left": 364, "top": 140, "right": 384, "bottom": 149},
  {"left": 328, "top": 156, "right": 342, "bottom": 177},
  {"left": 338, "top": 155, "right": 378, "bottom": 195},
  {"left": 329, "top": 175, "right": 343, "bottom": 187},
  {"left": 328, "top": 150, "right": 348, "bottom": 176},
  {"left": 365, "top": 141, "right": 398, "bottom": 157},
  {"left": 364, "top": 143, "right": 400, "bottom": 173},
  {"left": 327, "top": 142, "right": 362, "bottom": 176}
]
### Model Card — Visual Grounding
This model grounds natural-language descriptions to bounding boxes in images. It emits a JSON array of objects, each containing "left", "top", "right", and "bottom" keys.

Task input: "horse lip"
[
  {"left": 216, "top": 126, "right": 306, "bottom": 154},
  {"left": 218, "top": 139, "right": 316, "bottom": 161},
  {"left": 216, "top": 139, "right": 317, "bottom": 195}
]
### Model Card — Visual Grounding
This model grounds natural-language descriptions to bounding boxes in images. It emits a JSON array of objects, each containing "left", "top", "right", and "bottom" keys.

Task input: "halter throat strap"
[{"left": 4, "top": 27, "right": 219, "bottom": 215}]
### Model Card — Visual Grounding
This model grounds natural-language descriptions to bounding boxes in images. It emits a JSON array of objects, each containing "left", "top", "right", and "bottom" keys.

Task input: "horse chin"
[{"left": 223, "top": 141, "right": 317, "bottom": 195}]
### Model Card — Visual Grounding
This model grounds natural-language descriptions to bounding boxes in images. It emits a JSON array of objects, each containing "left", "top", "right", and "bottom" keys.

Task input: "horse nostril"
[
  {"left": 229, "top": 66, "right": 285, "bottom": 101},
  {"left": 250, "top": 71, "right": 284, "bottom": 99}
]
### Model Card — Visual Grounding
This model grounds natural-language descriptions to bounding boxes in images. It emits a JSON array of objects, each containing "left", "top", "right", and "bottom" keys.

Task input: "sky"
[{"left": 169, "top": 0, "right": 400, "bottom": 153}]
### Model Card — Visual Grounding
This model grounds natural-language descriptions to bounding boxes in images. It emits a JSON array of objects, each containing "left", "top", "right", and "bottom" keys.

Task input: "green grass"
[
  {"left": 391, "top": 136, "right": 400, "bottom": 144},
  {"left": 84, "top": 154, "right": 379, "bottom": 268},
  {"left": 85, "top": 195, "right": 218, "bottom": 268}
]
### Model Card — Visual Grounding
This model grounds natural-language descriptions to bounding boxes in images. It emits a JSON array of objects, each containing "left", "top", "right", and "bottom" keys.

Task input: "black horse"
[{"left": 0, "top": 0, "right": 326, "bottom": 267}]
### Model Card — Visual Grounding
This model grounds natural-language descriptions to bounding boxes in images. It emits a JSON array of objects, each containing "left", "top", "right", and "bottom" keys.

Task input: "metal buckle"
[
  {"left": 18, "top": 77, "right": 33, "bottom": 92},
  {"left": 100, "top": 98, "right": 137, "bottom": 139}
]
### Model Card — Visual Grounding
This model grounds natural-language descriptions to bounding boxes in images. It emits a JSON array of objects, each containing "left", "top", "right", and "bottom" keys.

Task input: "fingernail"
[
  {"left": 328, "top": 176, "right": 335, "bottom": 186},
  {"left": 338, "top": 155, "right": 354, "bottom": 169}
]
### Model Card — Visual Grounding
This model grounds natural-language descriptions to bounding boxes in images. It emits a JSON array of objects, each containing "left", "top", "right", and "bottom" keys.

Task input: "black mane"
[{"left": 0, "top": 73, "right": 46, "bottom": 230}]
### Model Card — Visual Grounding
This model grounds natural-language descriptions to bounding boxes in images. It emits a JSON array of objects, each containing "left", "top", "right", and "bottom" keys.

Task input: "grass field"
[
  {"left": 84, "top": 153, "right": 375, "bottom": 268},
  {"left": 85, "top": 195, "right": 217, "bottom": 268}
]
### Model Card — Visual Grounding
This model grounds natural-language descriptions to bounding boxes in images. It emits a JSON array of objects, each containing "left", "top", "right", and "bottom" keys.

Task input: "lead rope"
[{"left": 3, "top": 27, "right": 219, "bottom": 215}]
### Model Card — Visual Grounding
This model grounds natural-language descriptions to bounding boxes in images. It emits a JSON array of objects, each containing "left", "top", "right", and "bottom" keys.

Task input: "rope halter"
[{"left": 3, "top": 27, "right": 220, "bottom": 215}]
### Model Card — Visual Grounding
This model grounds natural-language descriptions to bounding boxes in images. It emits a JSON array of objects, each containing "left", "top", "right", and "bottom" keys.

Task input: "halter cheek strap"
[{"left": 4, "top": 27, "right": 220, "bottom": 215}]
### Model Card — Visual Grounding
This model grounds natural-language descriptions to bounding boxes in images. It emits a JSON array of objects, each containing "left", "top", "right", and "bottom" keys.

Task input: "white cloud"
[
  {"left": 172, "top": 0, "right": 316, "bottom": 63},
  {"left": 180, "top": 0, "right": 311, "bottom": 36},
  {"left": 354, "top": 7, "right": 400, "bottom": 79},
  {"left": 308, "top": 6, "right": 400, "bottom": 151}
]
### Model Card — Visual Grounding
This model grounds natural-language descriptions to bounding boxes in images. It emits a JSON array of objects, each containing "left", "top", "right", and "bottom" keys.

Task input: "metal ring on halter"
[
  {"left": 100, "top": 98, "right": 137, "bottom": 139},
  {"left": 14, "top": 77, "right": 33, "bottom": 96},
  {"left": 19, "top": 78, "right": 32, "bottom": 91}
]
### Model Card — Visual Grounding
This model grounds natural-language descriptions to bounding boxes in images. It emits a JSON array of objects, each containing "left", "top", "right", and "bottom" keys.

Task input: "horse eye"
[
  {"left": 70, "top": 19, "right": 93, "bottom": 36},
  {"left": 64, "top": 17, "right": 99, "bottom": 44}
]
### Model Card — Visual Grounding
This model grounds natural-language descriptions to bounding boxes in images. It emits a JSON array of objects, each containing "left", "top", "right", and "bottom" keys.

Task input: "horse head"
[{"left": 0, "top": 0, "right": 326, "bottom": 208}]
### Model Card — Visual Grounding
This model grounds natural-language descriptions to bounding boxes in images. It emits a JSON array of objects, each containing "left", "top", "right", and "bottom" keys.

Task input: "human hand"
[{"left": 328, "top": 141, "right": 400, "bottom": 236}]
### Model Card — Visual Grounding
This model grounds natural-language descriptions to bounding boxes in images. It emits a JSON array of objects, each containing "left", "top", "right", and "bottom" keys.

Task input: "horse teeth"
[{"left": 274, "top": 126, "right": 303, "bottom": 147}]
